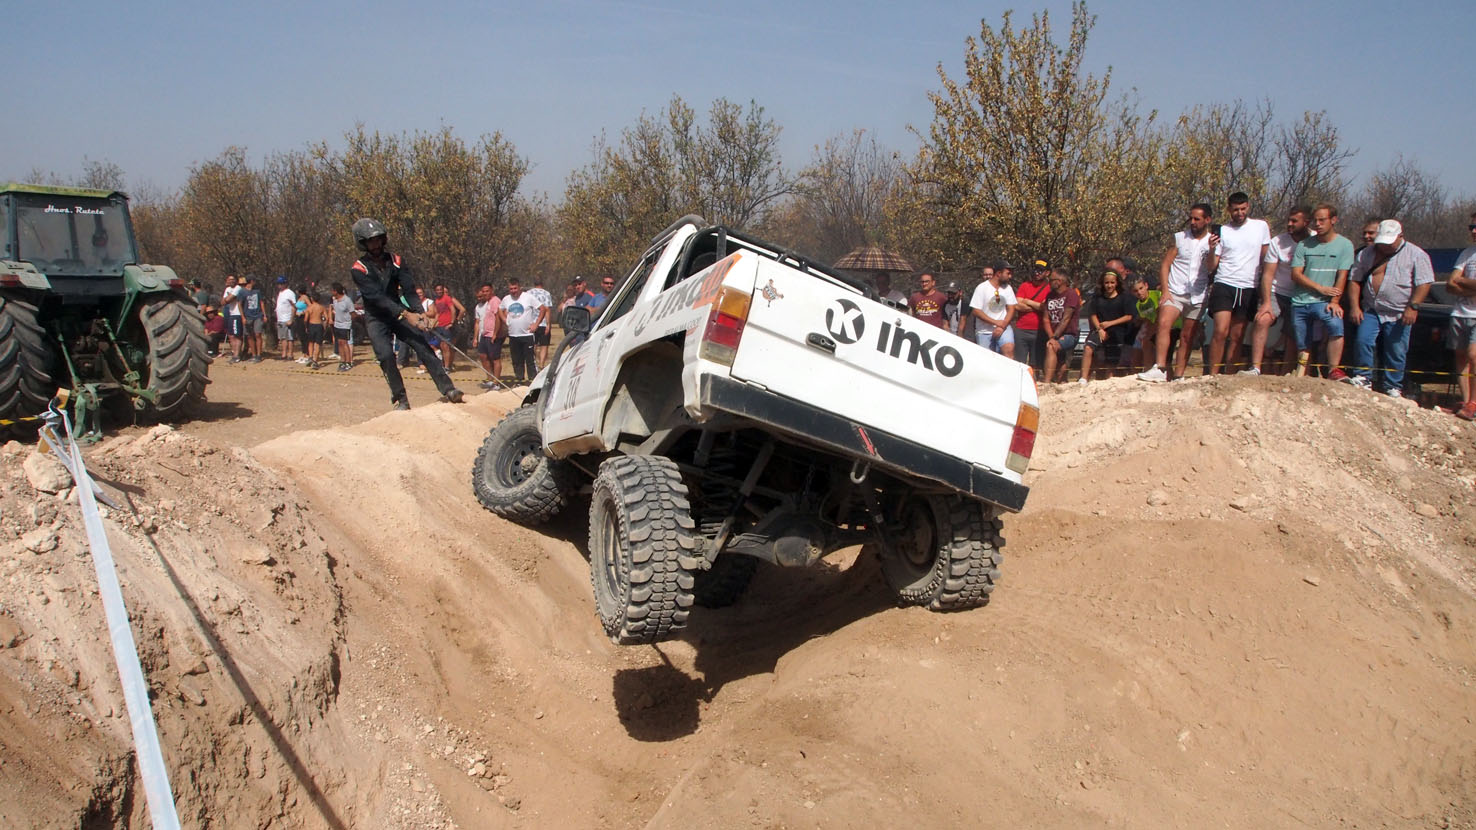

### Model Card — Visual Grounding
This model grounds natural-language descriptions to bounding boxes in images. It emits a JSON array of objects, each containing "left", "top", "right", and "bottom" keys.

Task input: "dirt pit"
[{"left": 1, "top": 364, "right": 1473, "bottom": 828}]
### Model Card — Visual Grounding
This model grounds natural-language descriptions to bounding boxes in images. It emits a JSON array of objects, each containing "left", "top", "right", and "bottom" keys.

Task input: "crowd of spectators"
[
  {"left": 187, "top": 201, "right": 1476, "bottom": 423},
  {"left": 192, "top": 271, "right": 615, "bottom": 391},
  {"left": 897, "top": 199, "right": 1476, "bottom": 422}
]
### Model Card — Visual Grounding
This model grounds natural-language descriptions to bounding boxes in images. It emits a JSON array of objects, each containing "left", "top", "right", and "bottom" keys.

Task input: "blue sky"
[{"left": 7, "top": 0, "right": 1473, "bottom": 205}]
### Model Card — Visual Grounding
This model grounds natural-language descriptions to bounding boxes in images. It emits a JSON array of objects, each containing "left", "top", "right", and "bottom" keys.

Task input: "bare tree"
[
  {"left": 1270, "top": 111, "right": 1353, "bottom": 218},
  {"left": 764, "top": 130, "right": 901, "bottom": 264}
]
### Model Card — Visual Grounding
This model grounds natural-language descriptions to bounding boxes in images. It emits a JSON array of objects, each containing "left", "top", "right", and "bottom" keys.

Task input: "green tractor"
[{"left": 0, "top": 183, "right": 211, "bottom": 439}]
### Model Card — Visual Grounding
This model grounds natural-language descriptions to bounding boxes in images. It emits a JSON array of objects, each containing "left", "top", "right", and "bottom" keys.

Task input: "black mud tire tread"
[
  {"left": 0, "top": 294, "right": 54, "bottom": 438},
  {"left": 588, "top": 455, "right": 699, "bottom": 645},
  {"left": 878, "top": 495, "right": 1003, "bottom": 612},
  {"left": 692, "top": 554, "right": 759, "bottom": 609},
  {"left": 141, "top": 296, "right": 212, "bottom": 420},
  {"left": 471, "top": 405, "right": 575, "bottom": 525}
]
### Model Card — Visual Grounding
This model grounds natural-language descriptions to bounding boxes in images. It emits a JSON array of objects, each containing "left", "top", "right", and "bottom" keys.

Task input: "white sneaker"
[
  {"left": 295, "top": 357, "right": 309, "bottom": 364},
  {"left": 416, "top": 367, "right": 428, "bottom": 375},
  {"left": 1386, "top": 388, "right": 1403, "bottom": 399},
  {"left": 1242, "top": 367, "right": 1261, "bottom": 376},
  {"left": 1347, "top": 375, "right": 1372, "bottom": 390},
  {"left": 1078, "top": 377, "right": 1088, "bottom": 386},
  {"left": 1137, "top": 365, "right": 1167, "bottom": 383},
  {"left": 325, "top": 353, "right": 338, "bottom": 360}
]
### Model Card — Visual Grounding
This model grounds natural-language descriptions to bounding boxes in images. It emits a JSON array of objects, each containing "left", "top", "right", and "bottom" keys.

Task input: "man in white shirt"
[
  {"left": 221, "top": 275, "right": 244, "bottom": 363},
  {"left": 1248, "top": 206, "right": 1312, "bottom": 376},
  {"left": 968, "top": 264, "right": 1017, "bottom": 358},
  {"left": 274, "top": 277, "right": 298, "bottom": 361},
  {"left": 529, "top": 278, "right": 555, "bottom": 368},
  {"left": 1139, "top": 203, "right": 1220, "bottom": 382},
  {"left": 1205, "top": 192, "right": 1270, "bottom": 375},
  {"left": 1445, "top": 212, "right": 1476, "bottom": 420},
  {"left": 498, "top": 278, "right": 548, "bottom": 383}
]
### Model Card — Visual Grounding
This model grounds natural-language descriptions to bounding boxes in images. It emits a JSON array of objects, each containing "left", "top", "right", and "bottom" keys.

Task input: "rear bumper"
[{"left": 698, "top": 374, "right": 1030, "bottom": 513}]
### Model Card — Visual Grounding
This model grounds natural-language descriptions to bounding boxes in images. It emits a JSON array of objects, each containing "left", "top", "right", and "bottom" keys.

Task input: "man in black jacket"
[{"left": 348, "top": 218, "right": 463, "bottom": 410}]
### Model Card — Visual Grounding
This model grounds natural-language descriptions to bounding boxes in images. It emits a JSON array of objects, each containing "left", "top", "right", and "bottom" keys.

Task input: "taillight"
[
  {"left": 1006, "top": 402, "right": 1038, "bottom": 474},
  {"left": 698, "top": 286, "right": 752, "bottom": 366}
]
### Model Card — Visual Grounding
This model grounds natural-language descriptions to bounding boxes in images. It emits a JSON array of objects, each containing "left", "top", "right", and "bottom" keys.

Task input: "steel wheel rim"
[
  {"left": 495, "top": 435, "right": 541, "bottom": 486},
  {"left": 597, "top": 498, "right": 623, "bottom": 602}
]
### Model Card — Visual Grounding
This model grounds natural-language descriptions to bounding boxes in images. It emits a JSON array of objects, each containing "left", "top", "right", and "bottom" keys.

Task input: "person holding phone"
[{"left": 1205, "top": 192, "right": 1271, "bottom": 375}]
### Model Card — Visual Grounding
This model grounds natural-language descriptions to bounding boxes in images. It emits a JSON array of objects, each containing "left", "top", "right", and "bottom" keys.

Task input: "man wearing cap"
[
  {"left": 1344, "top": 219, "right": 1433, "bottom": 396},
  {"left": 570, "top": 276, "right": 596, "bottom": 308},
  {"left": 1013, "top": 260, "right": 1053, "bottom": 369},
  {"left": 910, "top": 273, "right": 949, "bottom": 329},
  {"left": 942, "top": 281, "right": 965, "bottom": 336}
]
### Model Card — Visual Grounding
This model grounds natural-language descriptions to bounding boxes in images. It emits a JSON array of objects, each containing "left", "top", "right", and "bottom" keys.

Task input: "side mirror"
[{"left": 561, "top": 305, "right": 592, "bottom": 335}]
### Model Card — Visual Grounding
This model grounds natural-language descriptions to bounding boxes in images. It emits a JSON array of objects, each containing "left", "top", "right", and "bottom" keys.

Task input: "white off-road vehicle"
[{"left": 473, "top": 216, "right": 1038, "bottom": 645}]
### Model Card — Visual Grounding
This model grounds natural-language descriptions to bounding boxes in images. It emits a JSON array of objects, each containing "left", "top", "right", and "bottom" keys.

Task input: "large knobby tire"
[
  {"left": 140, "top": 296, "right": 211, "bottom": 419},
  {"left": 876, "top": 495, "right": 1003, "bottom": 611},
  {"left": 589, "top": 456, "right": 699, "bottom": 645},
  {"left": 0, "top": 294, "right": 54, "bottom": 438},
  {"left": 693, "top": 554, "right": 759, "bottom": 609},
  {"left": 472, "top": 405, "right": 576, "bottom": 524}
]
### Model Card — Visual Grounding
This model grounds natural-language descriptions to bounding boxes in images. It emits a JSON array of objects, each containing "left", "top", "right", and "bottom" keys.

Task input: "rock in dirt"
[
  {"left": 23, "top": 453, "right": 71, "bottom": 494},
  {"left": 0, "top": 615, "right": 25, "bottom": 648},
  {"left": 1414, "top": 503, "right": 1440, "bottom": 519},
  {"left": 1147, "top": 490, "right": 1169, "bottom": 506},
  {"left": 21, "top": 527, "right": 59, "bottom": 554}
]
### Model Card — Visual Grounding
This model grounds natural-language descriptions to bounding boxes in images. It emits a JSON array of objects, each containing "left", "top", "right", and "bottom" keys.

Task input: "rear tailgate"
[{"left": 727, "top": 260, "right": 1032, "bottom": 480}]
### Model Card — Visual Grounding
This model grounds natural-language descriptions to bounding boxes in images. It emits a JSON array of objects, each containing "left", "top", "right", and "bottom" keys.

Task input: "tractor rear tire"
[
  {"left": 0, "top": 293, "right": 54, "bottom": 439},
  {"left": 141, "top": 296, "right": 211, "bottom": 419},
  {"left": 589, "top": 455, "right": 699, "bottom": 645},
  {"left": 875, "top": 495, "right": 1003, "bottom": 611}
]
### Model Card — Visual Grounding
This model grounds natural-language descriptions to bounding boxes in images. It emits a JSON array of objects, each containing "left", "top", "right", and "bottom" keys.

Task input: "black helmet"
[{"left": 352, "top": 218, "right": 388, "bottom": 252}]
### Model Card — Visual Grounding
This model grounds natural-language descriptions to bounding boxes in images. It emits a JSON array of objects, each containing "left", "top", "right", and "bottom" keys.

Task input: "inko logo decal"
[
  {"left": 825, "top": 299, "right": 865, "bottom": 344},
  {"left": 821, "top": 299, "right": 964, "bottom": 377}
]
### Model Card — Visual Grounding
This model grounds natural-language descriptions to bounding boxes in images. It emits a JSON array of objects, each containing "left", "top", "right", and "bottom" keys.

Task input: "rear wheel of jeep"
[
  {"left": 589, "top": 455, "right": 699, "bottom": 645},
  {"left": 875, "top": 495, "right": 1003, "bottom": 611}
]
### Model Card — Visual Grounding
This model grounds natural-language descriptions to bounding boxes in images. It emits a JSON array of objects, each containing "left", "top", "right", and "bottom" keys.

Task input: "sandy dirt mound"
[{"left": 2, "top": 372, "right": 1473, "bottom": 828}]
